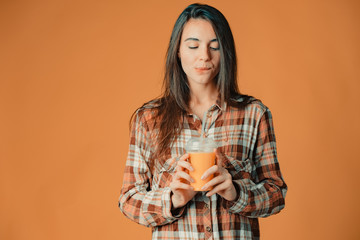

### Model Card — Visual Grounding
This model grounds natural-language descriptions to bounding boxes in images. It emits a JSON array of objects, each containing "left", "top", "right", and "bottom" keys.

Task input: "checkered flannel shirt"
[{"left": 119, "top": 98, "right": 287, "bottom": 239}]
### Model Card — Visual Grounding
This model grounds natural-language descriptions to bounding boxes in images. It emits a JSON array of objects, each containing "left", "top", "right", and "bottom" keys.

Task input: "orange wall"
[{"left": 1, "top": 0, "right": 359, "bottom": 239}]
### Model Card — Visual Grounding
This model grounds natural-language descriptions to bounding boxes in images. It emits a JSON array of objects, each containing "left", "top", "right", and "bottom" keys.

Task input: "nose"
[{"left": 199, "top": 46, "right": 210, "bottom": 61}]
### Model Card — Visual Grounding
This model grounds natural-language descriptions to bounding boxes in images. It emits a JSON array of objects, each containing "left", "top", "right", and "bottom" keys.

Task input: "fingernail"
[
  {"left": 191, "top": 178, "right": 195, "bottom": 183},
  {"left": 190, "top": 167, "right": 194, "bottom": 171},
  {"left": 201, "top": 186, "right": 206, "bottom": 190},
  {"left": 201, "top": 175, "right": 205, "bottom": 180}
]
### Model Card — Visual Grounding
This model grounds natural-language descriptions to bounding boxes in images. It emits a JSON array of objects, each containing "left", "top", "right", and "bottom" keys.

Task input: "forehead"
[{"left": 181, "top": 18, "right": 217, "bottom": 40}]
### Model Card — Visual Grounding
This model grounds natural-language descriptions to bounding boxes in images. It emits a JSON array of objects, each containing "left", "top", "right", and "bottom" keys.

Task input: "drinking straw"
[{"left": 201, "top": 112, "right": 207, "bottom": 139}]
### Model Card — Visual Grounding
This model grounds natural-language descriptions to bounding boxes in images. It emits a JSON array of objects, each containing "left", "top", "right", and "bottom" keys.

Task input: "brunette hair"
[{"left": 131, "top": 3, "right": 252, "bottom": 158}]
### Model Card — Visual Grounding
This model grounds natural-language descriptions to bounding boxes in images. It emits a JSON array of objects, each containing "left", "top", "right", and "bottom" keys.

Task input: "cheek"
[
  {"left": 214, "top": 56, "right": 221, "bottom": 69},
  {"left": 180, "top": 54, "right": 193, "bottom": 68}
]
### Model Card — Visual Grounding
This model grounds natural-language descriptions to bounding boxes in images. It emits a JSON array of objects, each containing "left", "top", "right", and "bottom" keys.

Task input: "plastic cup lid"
[{"left": 185, "top": 137, "right": 217, "bottom": 152}]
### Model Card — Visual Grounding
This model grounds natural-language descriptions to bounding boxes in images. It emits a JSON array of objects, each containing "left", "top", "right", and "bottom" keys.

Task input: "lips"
[{"left": 195, "top": 66, "right": 212, "bottom": 73}]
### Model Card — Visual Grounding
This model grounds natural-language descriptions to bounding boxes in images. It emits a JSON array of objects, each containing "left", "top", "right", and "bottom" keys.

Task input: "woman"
[{"left": 119, "top": 3, "right": 287, "bottom": 240}]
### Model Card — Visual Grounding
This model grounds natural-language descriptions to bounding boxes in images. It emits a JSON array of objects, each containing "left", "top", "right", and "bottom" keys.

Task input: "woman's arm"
[
  {"left": 118, "top": 109, "right": 181, "bottom": 227},
  {"left": 222, "top": 108, "right": 287, "bottom": 218}
]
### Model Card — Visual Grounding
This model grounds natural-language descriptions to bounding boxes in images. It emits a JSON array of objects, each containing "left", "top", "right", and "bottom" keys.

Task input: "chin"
[
  {"left": 192, "top": 79, "right": 212, "bottom": 85},
  {"left": 190, "top": 76, "right": 214, "bottom": 84}
]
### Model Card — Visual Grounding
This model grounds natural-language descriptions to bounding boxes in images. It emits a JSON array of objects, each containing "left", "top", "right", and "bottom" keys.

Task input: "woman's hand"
[
  {"left": 201, "top": 148, "right": 237, "bottom": 201},
  {"left": 169, "top": 153, "right": 197, "bottom": 209}
]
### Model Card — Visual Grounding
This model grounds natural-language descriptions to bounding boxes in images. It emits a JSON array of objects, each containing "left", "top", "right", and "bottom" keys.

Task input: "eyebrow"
[{"left": 184, "top": 37, "right": 218, "bottom": 42}]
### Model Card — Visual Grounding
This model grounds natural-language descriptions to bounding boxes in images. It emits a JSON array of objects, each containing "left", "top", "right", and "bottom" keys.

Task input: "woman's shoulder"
[
  {"left": 132, "top": 98, "right": 163, "bottom": 122},
  {"left": 231, "top": 95, "right": 270, "bottom": 116},
  {"left": 139, "top": 99, "right": 162, "bottom": 110}
]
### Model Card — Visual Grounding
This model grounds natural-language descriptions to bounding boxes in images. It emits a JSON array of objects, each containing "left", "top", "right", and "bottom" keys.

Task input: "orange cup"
[{"left": 188, "top": 152, "right": 216, "bottom": 191}]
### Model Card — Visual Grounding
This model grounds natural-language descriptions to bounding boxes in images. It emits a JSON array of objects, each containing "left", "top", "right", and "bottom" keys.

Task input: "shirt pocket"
[
  {"left": 226, "top": 157, "right": 254, "bottom": 180},
  {"left": 214, "top": 129, "right": 250, "bottom": 161}
]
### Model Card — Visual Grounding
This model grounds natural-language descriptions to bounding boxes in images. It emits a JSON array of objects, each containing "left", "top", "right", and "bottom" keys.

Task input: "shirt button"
[
  {"left": 206, "top": 112, "right": 211, "bottom": 118},
  {"left": 206, "top": 226, "right": 212, "bottom": 232},
  {"left": 204, "top": 203, "right": 209, "bottom": 209}
]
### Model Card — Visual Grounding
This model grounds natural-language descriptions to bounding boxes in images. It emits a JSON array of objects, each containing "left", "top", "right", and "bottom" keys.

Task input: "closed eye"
[{"left": 188, "top": 46, "right": 219, "bottom": 50}]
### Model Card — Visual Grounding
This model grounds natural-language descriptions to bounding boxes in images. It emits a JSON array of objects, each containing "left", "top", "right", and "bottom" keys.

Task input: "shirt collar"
[
  {"left": 215, "top": 98, "right": 227, "bottom": 112},
  {"left": 185, "top": 98, "right": 227, "bottom": 117}
]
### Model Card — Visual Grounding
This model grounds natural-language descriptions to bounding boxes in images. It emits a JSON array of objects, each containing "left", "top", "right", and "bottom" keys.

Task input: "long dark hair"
[{"left": 131, "top": 3, "right": 252, "bottom": 158}]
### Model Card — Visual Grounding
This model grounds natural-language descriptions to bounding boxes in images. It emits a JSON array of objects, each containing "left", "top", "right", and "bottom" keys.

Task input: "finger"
[
  {"left": 201, "top": 174, "right": 226, "bottom": 191},
  {"left": 201, "top": 165, "right": 219, "bottom": 180},
  {"left": 205, "top": 181, "right": 229, "bottom": 197},
  {"left": 179, "top": 153, "right": 190, "bottom": 162},
  {"left": 175, "top": 154, "right": 189, "bottom": 171},
  {"left": 170, "top": 181, "right": 194, "bottom": 191},
  {"left": 175, "top": 170, "right": 194, "bottom": 183},
  {"left": 214, "top": 148, "right": 225, "bottom": 166},
  {"left": 177, "top": 159, "right": 194, "bottom": 172}
]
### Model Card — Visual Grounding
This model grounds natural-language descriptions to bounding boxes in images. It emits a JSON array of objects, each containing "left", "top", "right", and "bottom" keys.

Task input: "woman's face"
[{"left": 178, "top": 18, "right": 220, "bottom": 87}]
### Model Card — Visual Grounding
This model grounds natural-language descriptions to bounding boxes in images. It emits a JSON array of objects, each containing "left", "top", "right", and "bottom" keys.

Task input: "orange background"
[{"left": 1, "top": 0, "right": 359, "bottom": 239}]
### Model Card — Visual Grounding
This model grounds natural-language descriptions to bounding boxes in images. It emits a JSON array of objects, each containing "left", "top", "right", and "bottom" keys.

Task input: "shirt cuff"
[
  {"left": 162, "top": 187, "right": 186, "bottom": 220},
  {"left": 222, "top": 180, "right": 248, "bottom": 212}
]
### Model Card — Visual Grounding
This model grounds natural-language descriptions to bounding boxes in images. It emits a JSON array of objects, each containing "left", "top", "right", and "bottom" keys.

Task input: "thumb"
[{"left": 214, "top": 148, "right": 225, "bottom": 167}]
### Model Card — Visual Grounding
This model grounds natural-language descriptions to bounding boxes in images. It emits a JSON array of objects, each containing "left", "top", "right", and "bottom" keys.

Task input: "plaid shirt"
[{"left": 119, "top": 98, "right": 287, "bottom": 240}]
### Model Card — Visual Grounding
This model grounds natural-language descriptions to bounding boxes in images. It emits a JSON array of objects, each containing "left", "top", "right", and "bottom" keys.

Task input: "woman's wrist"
[
  {"left": 171, "top": 191, "right": 179, "bottom": 209},
  {"left": 225, "top": 183, "right": 237, "bottom": 201}
]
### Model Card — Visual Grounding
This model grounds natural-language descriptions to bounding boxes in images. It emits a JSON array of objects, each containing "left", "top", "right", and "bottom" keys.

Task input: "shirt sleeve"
[
  {"left": 118, "top": 109, "right": 182, "bottom": 227},
  {"left": 222, "top": 107, "right": 287, "bottom": 218}
]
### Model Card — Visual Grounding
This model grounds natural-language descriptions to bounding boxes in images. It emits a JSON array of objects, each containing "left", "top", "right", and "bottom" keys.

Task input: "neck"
[
  {"left": 188, "top": 81, "right": 218, "bottom": 117},
  {"left": 189, "top": 82, "right": 218, "bottom": 104}
]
